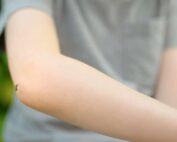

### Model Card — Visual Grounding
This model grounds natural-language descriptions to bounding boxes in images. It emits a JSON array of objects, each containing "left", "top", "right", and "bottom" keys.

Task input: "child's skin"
[{"left": 5, "top": 8, "right": 177, "bottom": 142}]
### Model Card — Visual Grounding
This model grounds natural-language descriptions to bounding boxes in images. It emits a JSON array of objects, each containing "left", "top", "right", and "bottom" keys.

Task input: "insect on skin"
[{"left": 15, "top": 84, "right": 19, "bottom": 91}]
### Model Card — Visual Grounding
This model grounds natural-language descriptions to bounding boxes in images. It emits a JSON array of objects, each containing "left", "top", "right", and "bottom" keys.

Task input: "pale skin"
[{"left": 5, "top": 8, "right": 177, "bottom": 142}]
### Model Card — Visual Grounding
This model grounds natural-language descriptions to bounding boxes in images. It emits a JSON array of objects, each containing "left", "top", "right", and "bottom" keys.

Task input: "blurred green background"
[
  {"left": 0, "top": 28, "right": 13, "bottom": 142},
  {"left": 0, "top": 1, "right": 13, "bottom": 141}
]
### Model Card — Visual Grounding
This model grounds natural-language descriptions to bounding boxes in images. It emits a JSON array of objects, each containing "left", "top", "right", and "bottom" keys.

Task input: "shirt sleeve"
[
  {"left": 164, "top": 0, "right": 177, "bottom": 49},
  {"left": 0, "top": 0, "right": 54, "bottom": 35}
]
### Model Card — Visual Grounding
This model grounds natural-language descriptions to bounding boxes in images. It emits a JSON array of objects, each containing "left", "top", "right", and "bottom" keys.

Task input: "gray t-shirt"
[{"left": 1, "top": 0, "right": 177, "bottom": 142}]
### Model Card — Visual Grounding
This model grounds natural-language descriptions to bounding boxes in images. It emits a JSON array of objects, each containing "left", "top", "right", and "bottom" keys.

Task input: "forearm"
[
  {"left": 15, "top": 54, "right": 177, "bottom": 142},
  {"left": 6, "top": 9, "right": 177, "bottom": 142}
]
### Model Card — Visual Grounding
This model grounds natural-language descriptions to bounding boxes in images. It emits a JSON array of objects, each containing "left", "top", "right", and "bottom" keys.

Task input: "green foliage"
[
  {"left": 0, "top": 53, "right": 13, "bottom": 109},
  {"left": 0, "top": 113, "right": 5, "bottom": 142},
  {"left": 0, "top": 52, "right": 13, "bottom": 142},
  {"left": 0, "top": 2, "right": 12, "bottom": 142}
]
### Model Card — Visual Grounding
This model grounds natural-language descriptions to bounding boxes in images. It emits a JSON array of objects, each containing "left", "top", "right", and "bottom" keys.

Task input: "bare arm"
[
  {"left": 153, "top": 48, "right": 177, "bottom": 108},
  {"left": 6, "top": 9, "right": 177, "bottom": 142}
]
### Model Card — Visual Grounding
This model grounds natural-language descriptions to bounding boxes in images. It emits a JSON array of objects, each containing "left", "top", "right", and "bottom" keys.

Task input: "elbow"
[
  {"left": 15, "top": 74, "right": 44, "bottom": 110},
  {"left": 12, "top": 56, "right": 67, "bottom": 112},
  {"left": 15, "top": 64, "right": 49, "bottom": 110}
]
